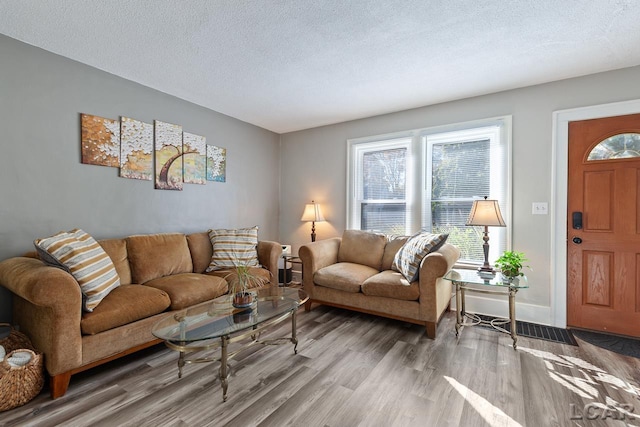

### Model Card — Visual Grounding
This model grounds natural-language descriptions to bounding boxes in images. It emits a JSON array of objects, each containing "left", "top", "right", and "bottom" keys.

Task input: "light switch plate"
[{"left": 532, "top": 202, "right": 548, "bottom": 215}]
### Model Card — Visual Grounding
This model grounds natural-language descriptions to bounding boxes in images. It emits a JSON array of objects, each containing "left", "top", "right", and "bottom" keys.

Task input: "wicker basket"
[
  {"left": 0, "top": 323, "right": 34, "bottom": 353},
  {"left": 0, "top": 324, "right": 44, "bottom": 412}
]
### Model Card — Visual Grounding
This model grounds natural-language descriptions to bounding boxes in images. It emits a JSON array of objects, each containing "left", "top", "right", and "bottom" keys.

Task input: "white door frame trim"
[{"left": 551, "top": 99, "right": 640, "bottom": 328}]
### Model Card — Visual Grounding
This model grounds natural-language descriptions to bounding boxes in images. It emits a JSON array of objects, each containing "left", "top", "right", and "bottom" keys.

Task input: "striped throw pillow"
[
  {"left": 34, "top": 229, "right": 121, "bottom": 312},
  {"left": 391, "top": 232, "right": 448, "bottom": 282},
  {"left": 206, "top": 226, "right": 260, "bottom": 272}
]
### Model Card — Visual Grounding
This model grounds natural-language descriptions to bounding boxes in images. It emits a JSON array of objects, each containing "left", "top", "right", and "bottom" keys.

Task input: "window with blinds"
[
  {"left": 347, "top": 117, "right": 510, "bottom": 266},
  {"left": 424, "top": 125, "right": 507, "bottom": 263},
  {"left": 352, "top": 138, "right": 411, "bottom": 235}
]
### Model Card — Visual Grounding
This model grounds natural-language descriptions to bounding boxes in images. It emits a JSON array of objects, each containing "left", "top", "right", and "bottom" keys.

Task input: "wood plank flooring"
[{"left": 2, "top": 306, "right": 640, "bottom": 426}]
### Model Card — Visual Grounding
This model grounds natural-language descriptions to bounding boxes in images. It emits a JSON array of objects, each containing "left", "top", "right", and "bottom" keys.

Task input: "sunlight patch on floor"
[
  {"left": 444, "top": 376, "right": 523, "bottom": 427},
  {"left": 518, "top": 346, "right": 640, "bottom": 420}
]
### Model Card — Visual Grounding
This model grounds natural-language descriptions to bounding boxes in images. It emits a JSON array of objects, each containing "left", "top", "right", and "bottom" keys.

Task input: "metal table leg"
[
  {"left": 291, "top": 309, "right": 299, "bottom": 354},
  {"left": 455, "top": 281, "right": 462, "bottom": 337},
  {"left": 219, "top": 336, "right": 229, "bottom": 402},
  {"left": 509, "top": 287, "right": 518, "bottom": 349}
]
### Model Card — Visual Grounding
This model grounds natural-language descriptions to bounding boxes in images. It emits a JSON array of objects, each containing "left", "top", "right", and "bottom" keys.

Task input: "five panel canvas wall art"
[{"left": 80, "top": 113, "right": 227, "bottom": 190}]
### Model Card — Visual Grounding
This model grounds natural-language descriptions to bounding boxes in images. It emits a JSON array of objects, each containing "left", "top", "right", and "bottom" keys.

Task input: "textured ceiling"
[{"left": 1, "top": 1, "right": 640, "bottom": 133}]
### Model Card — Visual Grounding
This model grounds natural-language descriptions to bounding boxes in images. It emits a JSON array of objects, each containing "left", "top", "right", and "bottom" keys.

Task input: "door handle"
[{"left": 572, "top": 237, "right": 582, "bottom": 244}]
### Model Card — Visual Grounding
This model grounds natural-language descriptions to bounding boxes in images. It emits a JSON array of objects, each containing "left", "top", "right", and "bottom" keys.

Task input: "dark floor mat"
[
  {"left": 571, "top": 329, "right": 640, "bottom": 359},
  {"left": 474, "top": 314, "right": 578, "bottom": 346}
]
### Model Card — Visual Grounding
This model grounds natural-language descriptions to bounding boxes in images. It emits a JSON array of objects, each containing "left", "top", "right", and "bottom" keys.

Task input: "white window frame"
[
  {"left": 347, "top": 135, "right": 414, "bottom": 233},
  {"left": 347, "top": 115, "right": 512, "bottom": 266}
]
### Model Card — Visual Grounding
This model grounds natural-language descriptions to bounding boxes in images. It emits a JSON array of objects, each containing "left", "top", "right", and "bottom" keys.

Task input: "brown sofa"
[
  {"left": 0, "top": 231, "right": 281, "bottom": 398},
  {"left": 299, "top": 230, "right": 460, "bottom": 338}
]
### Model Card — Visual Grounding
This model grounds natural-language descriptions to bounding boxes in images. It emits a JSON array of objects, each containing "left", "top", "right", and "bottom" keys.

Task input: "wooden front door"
[{"left": 567, "top": 113, "right": 640, "bottom": 337}]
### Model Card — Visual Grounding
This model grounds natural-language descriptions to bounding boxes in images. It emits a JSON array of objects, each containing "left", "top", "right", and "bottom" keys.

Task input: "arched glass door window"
[{"left": 587, "top": 133, "right": 640, "bottom": 161}]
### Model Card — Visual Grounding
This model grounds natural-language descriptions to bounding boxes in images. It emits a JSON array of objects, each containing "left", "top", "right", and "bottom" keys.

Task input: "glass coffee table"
[
  {"left": 152, "top": 287, "right": 308, "bottom": 402},
  {"left": 443, "top": 269, "right": 528, "bottom": 349}
]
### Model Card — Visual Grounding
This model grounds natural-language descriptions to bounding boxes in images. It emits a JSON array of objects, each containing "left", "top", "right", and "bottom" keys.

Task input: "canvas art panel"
[
  {"left": 81, "top": 113, "right": 120, "bottom": 167},
  {"left": 207, "top": 145, "right": 227, "bottom": 182},
  {"left": 120, "top": 117, "right": 153, "bottom": 180},
  {"left": 183, "top": 132, "right": 206, "bottom": 185},
  {"left": 155, "top": 120, "right": 184, "bottom": 190}
]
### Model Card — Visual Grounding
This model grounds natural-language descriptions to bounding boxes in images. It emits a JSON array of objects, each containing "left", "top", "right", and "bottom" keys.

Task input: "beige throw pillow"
[
  {"left": 206, "top": 226, "right": 260, "bottom": 272},
  {"left": 34, "top": 229, "right": 121, "bottom": 312}
]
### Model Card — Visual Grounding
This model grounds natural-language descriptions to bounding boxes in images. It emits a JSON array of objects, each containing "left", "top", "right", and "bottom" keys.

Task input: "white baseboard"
[{"left": 450, "top": 293, "right": 552, "bottom": 326}]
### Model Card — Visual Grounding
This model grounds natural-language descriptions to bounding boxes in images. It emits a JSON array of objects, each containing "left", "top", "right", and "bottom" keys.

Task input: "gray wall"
[
  {"left": 280, "top": 65, "right": 640, "bottom": 323},
  {"left": 0, "top": 35, "right": 280, "bottom": 321}
]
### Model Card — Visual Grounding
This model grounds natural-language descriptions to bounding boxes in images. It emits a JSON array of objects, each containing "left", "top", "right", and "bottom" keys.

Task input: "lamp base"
[
  {"left": 477, "top": 269, "right": 496, "bottom": 279},
  {"left": 477, "top": 265, "right": 496, "bottom": 273},
  {"left": 477, "top": 227, "right": 495, "bottom": 274},
  {"left": 477, "top": 266, "right": 497, "bottom": 280}
]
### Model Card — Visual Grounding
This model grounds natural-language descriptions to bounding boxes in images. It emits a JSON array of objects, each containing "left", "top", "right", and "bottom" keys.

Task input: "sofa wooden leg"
[
  {"left": 50, "top": 372, "right": 72, "bottom": 399},
  {"left": 425, "top": 322, "right": 437, "bottom": 339},
  {"left": 304, "top": 300, "right": 312, "bottom": 312}
]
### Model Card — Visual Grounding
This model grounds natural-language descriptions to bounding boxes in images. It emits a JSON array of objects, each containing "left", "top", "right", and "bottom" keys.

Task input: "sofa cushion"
[
  {"left": 34, "top": 228, "right": 121, "bottom": 312},
  {"left": 206, "top": 267, "right": 271, "bottom": 290},
  {"left": 127, "top": 233, "right": 193, "bottom": 284},
  {"left": 186, "top": 232, "right": 213, "bottom": 274},
  {"left": 144, "top": 273, "right": 228, "bottom": 310},
  {"left": 206, "top": 226, "right": 260, "bottom": 271},
  {"left": 362, "top": 270, "right": 420, "bottom": 301},
  {"left": 381, "top": 236, "right": 409, "bottom": 271},
  {"left": 98, "top": 238, "right": 132, "bottom": 285},
  {"left": 392, "top": 232, "right": 449, "bottom": 282},
  {"left": 314, "top": 262, "right": 378, "bottom": 293},
  {"left": 81, "top": 285, "right": 171, "bottom": 335},
  {"left": 338, "top": 230, "right": 387, "bottom": 270}
]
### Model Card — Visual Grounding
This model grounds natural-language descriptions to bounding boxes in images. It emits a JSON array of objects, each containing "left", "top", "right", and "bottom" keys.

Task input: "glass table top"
[
  {"left": 152, "top": 287, "right": 308, "bottom": 344},
  {"left": 443, "top": 269, "right": 529, "bottom": 289}
]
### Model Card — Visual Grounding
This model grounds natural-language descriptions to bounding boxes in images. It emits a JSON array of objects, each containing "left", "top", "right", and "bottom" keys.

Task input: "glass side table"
[{"left": 443, "top": 269, "right": 528, "bottom": 349}]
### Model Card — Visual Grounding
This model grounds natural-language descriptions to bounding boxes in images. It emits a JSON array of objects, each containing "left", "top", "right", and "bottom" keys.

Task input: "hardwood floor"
[{"left": 2, "top": 307, "right": 640, "bottom": 426}]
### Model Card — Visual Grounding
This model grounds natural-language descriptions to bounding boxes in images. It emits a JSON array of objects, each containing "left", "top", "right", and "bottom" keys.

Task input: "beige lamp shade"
[
  {"left": 466, "top": 196, "right": 505, "bottom": 273},
  {"left": 300, "top": 201, "right": 325, "bottom": 222},
  {"left": 466, "top": 198, "right": 506, "bottom": 227}
]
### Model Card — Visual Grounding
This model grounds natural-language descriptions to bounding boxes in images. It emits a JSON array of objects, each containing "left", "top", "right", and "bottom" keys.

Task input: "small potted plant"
[
  {"left": 495, "top": 251, "right": 529, "bottom": 282},
  {"left": 228, "top": 264, "right": 267, "bottom": 309}
]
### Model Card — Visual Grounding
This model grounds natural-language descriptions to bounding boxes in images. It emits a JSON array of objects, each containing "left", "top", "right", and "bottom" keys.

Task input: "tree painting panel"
[
  {"left": 81, "top": 114, "right": 120, "bottom": 167},
  {"left": 120, "top": 117, "right": 153, "bottom": 180},
  {"left": 206, "top": 145, "right": 226, "bottom": 182},
  {"left": 154, "top": 120, "right": 183, "bottom": 190},
  {"left": 183, "top": 132, "right": 206, "bottom": 185}
]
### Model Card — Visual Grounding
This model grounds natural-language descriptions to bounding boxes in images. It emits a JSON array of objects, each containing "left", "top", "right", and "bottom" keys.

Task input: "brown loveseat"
[
  {"left": 0, "top": 231, "right": 281, "bottom": 398},
  {"left": 299, "top": 230, "right": 460, "bottom": 338}
]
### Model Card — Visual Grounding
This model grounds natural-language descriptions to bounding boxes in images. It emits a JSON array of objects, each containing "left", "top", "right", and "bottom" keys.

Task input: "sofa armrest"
[
  {"left": 299, "top": 237, "right": 341, "bottom": 295},
  {"left": 0, "top": 257, "right": 83, "bottom": 375},
  {"left": 257, "top": 240, "right": 281, "bottom": 287},
  {"left": 418, "top": 243, "right": 461, "bottom": 321}
]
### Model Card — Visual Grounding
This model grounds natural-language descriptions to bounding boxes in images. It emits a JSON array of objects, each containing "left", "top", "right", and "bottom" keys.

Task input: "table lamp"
[
  {"left": 466, "top": 196, "right": 506, "bottom": 273},
  {"left": 301, "top": 200, "right": 325, "bottom": 242}
]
